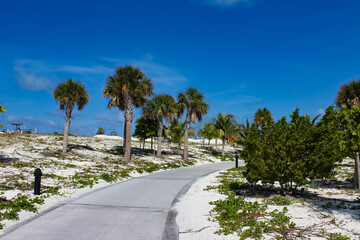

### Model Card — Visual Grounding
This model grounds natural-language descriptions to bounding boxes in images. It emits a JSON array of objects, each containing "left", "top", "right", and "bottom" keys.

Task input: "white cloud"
[
  {"left": 55, "top": 65, "right": 112, "bottom": 74},
  {"left": 102, "top": 58, "right": 188, "bottom": 89},
  {"left": 223, "top": 95, "right": 262, "bottom": 105},
  {"left": 14, "top": 66, "right": 53, "bottom": 91},
  {"left": 4, "top": 115, "right": 57, "bottom": 128},
  {"left": 190, "top": 0, "right": 263, "bottom": 7},
  {"left": 94, "top": 113, "right": 124, "bottom": 123}
]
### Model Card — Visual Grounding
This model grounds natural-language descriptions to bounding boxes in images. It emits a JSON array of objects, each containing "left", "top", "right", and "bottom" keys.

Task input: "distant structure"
[
  {"left": 11, "top": 123, "right": 23, "bottom": 132},
  {"left": 9, "top": 123, "right": 34, "bottom": 134}
]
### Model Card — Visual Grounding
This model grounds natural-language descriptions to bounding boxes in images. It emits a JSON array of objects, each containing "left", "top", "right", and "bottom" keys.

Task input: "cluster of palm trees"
[
  {"left": 197, "top": 109, "right": 273, "bottom": 156},
  {"left": 53, "top": 65, "right": 208, "bottom": 162}
]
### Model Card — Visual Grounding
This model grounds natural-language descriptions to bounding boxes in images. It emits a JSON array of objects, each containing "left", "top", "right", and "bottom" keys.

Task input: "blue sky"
[{"left": 0, "top": 0, "right": 359, "bottom": 136}]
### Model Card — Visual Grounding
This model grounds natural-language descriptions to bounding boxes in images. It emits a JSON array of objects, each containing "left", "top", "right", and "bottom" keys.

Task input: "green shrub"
[{"left": 241, "top": 107, "right": 344, "bottom": 192}]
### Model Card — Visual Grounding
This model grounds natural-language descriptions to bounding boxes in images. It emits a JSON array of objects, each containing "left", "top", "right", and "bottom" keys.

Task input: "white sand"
[{"left": 176, "top": 166, "right": 360, "bottom": 240}]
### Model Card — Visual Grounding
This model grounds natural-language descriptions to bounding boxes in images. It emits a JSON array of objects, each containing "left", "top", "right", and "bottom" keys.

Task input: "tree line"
[{"left": 10, "top": 64, "right": 359, "bottom": 191}]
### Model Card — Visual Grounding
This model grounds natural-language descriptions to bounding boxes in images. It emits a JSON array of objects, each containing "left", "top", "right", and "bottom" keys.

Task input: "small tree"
[
  {"left": 96, "top": 128, "right": 105, "bottom": 135},
  {"left": 0, "top": 104, "right": 5, "bottom": 129},
  {"left": 340, "top": 105, "right": 360, "bottom": 190},
  {"left": 133, "top": 117, "right": 157, "bottom": 150},
  {"left": 170, "top": 120, "right": 195, "bottom": 154}
]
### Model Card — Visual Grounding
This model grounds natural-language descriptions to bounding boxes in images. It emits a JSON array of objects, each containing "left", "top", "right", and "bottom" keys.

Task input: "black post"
[
  {"left": 235, "top": 155, "right": 239, "bottom": 168},
  {"left": 34, "top": 168, "right": 42, "bottom": 195}
]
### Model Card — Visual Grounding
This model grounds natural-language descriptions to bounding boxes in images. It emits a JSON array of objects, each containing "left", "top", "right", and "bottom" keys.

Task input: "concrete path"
[{"left": 1, "top": 161, "right": 237, "bottom": 240}]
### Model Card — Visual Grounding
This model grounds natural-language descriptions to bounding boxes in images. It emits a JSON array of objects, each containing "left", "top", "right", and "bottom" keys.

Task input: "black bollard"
[
  {"left": 34, "top": 168, "right": 42, "bottom": 195},
  {"left": 235, "top": 155, "right": 239, "bottom": 168}
]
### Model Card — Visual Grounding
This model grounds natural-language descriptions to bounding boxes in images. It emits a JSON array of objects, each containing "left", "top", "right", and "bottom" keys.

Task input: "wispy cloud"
[
  {"left": 102, "top": 58, "right": 188, "bottom": 88},
  {"left": 14, "top": 59, "right": 113, "bottom": 91},
  {"left": 14, "top": 65, "right": 54, "bottom": 91},
  {"left": 3, "top": 115, "right": 57, "bottom": 129},
  {"left": 222, "top": 95, "right": 262, "bottom": 105},
  {"left": 207, "top": 85, "right": 247, "bottom": 97},
  {"left": 190, "top": 0, "right": 263, "bottom": 8},
  {"left": 55, "top": 65, "right": 112, "bottom": 74},
  {"left": 94, "top": 113, "right": 124, "bottom": 123}
]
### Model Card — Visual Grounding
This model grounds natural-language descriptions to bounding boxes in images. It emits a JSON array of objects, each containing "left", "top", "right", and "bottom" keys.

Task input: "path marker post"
[{"left": 34, "top": 168, "right": 42, "bottom": 195}]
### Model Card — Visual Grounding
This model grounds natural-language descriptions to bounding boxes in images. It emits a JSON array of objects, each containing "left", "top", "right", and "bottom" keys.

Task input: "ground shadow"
[
  {"left": 230, "top": 181, "right": 360, "bottom": 220},
  {"left": 68, "top": 144, "right": 94, "bottom": 151},
  {"left": 0, "top": 155, "right": 18, "bottom": 163}
]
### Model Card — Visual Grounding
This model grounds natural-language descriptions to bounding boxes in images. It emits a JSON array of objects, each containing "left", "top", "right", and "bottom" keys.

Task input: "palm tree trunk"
[
  {"left": 123, "top": 118, "right": 126, "bottom": 149},
  {"left": 222, "top": 138, "right": 225, "bottom": 155},
  {"left": 215, "top": 139, "right": 218, "bottom": 149},
  {"left": 62, "top": 106, "right": 73, "bottom": 154},
  {"left": 156, "top": 119, "right": 163, "bottom": 157},
  {"left": 62, "top": 116, "right": 71, "bottom": 154},
  {"left": 355, "top": 152, "right": 360, "bottom": 191},
  {"left": 151, "top": 137, "right": 153, "bottom": 152},
  {"left": 183, "top": 115, "right": 190, "bottom": 161},
  {"left": 123, "top": 96, "right": 134, "bottom": 162}
]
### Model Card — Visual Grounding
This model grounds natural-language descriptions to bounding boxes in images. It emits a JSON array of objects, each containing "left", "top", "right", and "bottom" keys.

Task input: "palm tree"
[
  {"left": 254, "top": 108, "right": 273, "bottom": 127},
  {"left": 200, "top": 122, "right": 217, "bottom": 148},
  {"left": 177, "top": 88, "right": 209, "bottom": 161},
  {"left": 211, "top": 113, "right": 237, "bottom": 155},
  {"left": 336, "top": 79, "right": 360, "bottom": 110},
  {"left": 143, "top": 94, "right": 176, "bottom": 157},
  {"left": 53, "top": 79, "right": 89, "bottom": 154},
  {"left": 104, "top": 65, "right": 153, "bottom": 162}
]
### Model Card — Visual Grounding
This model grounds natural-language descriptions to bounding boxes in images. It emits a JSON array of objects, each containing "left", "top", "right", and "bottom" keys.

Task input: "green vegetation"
[
  {"left": 96, "top": 128, "right": 105, "bottom": 135},
  {"left": 0, "top": 195, "right": 44, "bottom": 229},
  {"left": 241, "top": 107, "right": 344, "bottom": 192}
]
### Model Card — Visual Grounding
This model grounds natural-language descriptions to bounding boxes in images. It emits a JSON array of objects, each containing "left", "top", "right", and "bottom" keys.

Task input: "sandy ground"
[
  {"left": 176, "top": 161, "right": 360, "bottom": 240},
  {"left": 0, "top": 133, "right": 237, "bottom": 233}
]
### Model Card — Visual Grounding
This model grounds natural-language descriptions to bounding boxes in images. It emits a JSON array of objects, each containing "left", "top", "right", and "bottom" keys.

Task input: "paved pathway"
[{"left": 1, "top": 161, "right": 239, "bottom": 240}]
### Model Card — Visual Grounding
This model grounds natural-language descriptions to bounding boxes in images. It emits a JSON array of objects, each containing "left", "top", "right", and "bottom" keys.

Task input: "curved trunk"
[
  {"left": 183, "top": 114, "right": 191, "bottom": 161},
  {"left": 156, "top": 118, "right": 163, "bottom": 157},
  {"left": 123, "top": 95, "right": 134, "bottom": 162},
  {"left": 62, "top": 105, "right": 73, "bottom": 154}
]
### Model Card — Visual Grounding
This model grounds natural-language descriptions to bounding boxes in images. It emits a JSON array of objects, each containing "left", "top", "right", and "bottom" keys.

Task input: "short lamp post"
[
  {"left": 235, "top": 155, "right": 239, "bottom": 168},
  {"left": 34, "top": 168, "right": 42, "bottom": 195}
]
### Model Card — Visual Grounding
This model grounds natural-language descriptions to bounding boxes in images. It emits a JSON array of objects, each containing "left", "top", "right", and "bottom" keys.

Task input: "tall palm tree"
[
  {"left": 177, "top": 88, "right": 209, "bottom": 161},
  {"left": 143, "top": 94, "right": 176, "bottom": 157},
  {"left": 53, "top": 79, "right": 89, "bottom": 154},
  {"left": 254, "top": 108, "right": 273, "bottom": 127},
  {"left": 336, "top": 79, "right": 360, "bottom": 110},
  {"left": 211, "top": 113, "right": 237, "bottom": 155},
  {"left": 104, "top": 65, "right": 153, "bottom": 162}
]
